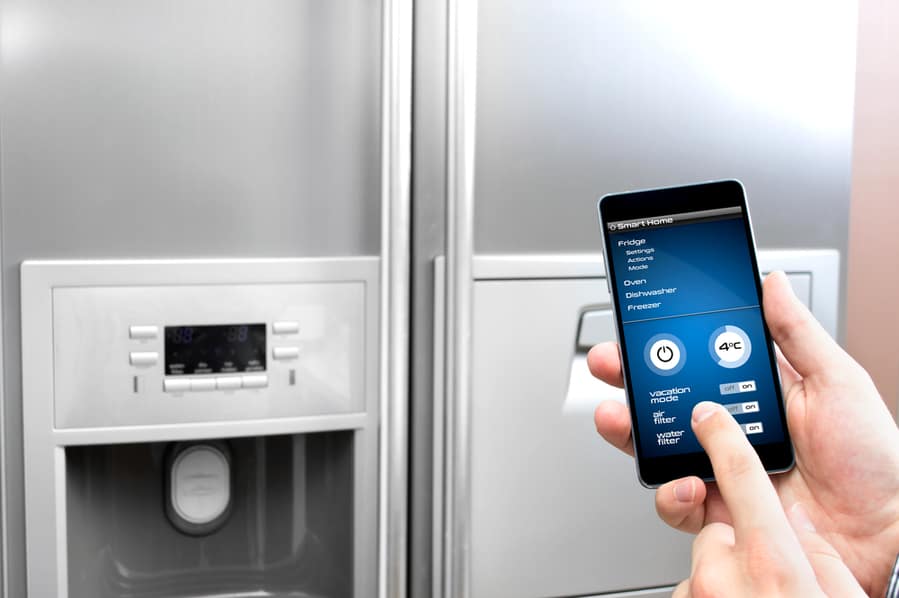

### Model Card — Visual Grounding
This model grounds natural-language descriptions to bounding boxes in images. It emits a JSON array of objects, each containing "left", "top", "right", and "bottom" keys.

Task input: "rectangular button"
[
  {"left": 738, "top": 380, "right": 757, "bottom": 393},
  {"left": 129, "top": 325, "right": 159, "bottom": 340},
  {"left": 164, "top": 378, "right": 191, "bottom": 392},
  {"left": 130, "top": 351, "right": 159, "bottom": 366},
  {"left": 190, "top": 378, "right": 217, "bottom": 392},
  {"left": 216, "top": 376, "right": 242, "bottom": 391},
  {"left": 242, "top": 374, "right": 269, "bottom": 389},
  {"left": 273, "top": 321, "right": 300, "bottom": 335},
  {"left": 741, "top": 401, "right": 760, "bottom": 413},
  {"left": 273, "top": 346, "right": 300, "bottom": 360},
  {"left": 742, "top": 422, "right": 764, "bottom": 435}
]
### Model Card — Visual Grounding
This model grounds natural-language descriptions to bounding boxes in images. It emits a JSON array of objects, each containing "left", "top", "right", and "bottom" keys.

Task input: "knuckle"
[{"left": 690, "top": 565, "right": 724, "bottom": 598}]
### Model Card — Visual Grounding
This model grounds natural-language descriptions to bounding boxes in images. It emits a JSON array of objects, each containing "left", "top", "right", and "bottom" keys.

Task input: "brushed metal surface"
[
  {"left": 1, "top": 0, "right": 381, "bottom": 259},
  {"left": 0, "top": 3, "right": 383, "bottom": 595},
  {"left": 474, "top": 1, "right": 856, "bottom": 255}
]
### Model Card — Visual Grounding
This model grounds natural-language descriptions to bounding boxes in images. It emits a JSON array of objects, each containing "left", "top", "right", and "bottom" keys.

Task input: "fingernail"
[
  {"left": 692, "top": 401, "right": 718, "bottom": 424},
  {"left": 789, "top": 502, "right": 816, "bottom": 533},
  {"left": 674, "top": 480, "right": 694, "bottom": 503}
]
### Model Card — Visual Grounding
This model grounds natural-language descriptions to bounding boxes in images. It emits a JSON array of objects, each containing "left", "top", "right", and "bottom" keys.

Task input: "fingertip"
[
  {"left": 656, "top": 477, "right": 707, "bottom": 533},
  {"left": 586, "top": 342, "right": 624, "bottom": 387},
  {"left": 691, "top": 401, "right": 723, "bottom": 426}
]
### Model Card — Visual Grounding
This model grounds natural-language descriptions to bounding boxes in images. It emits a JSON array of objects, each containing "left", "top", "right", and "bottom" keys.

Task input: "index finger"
[{"left": 691, "top": 401, "right": 792, "bottom": 537}]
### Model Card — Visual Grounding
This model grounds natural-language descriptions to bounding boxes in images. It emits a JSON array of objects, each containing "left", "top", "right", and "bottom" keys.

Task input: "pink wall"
[{"left": 848, "top": 0, "right": 899, "bottom": 414}]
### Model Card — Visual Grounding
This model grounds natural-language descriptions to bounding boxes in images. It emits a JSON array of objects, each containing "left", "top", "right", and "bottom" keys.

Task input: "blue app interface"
[{"left": 607, "top": 207, "right": 784, "bottom": 459}]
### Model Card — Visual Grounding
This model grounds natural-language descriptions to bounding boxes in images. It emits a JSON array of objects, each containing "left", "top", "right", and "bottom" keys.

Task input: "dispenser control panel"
[{"left": 23, "top": 259, "right": 378, "bottom": 430}]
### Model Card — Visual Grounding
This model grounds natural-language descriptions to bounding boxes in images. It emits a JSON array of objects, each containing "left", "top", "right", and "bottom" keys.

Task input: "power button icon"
[
  {"left": 644, "top": 333, "right": 686, "bottom": 376},
  {"left": 656, "top": 344, "right": 675, "bottom": 363}
]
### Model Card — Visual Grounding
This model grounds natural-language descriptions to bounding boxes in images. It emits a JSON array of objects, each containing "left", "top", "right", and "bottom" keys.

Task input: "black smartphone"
[{"left": 597, "top": 180, "right": 794, "bottom": 487}]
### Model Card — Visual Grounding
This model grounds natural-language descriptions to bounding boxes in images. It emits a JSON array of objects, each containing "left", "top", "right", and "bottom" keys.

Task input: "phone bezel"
[{"left": 597, "top": 179, "right": 794, "bottom": 487}]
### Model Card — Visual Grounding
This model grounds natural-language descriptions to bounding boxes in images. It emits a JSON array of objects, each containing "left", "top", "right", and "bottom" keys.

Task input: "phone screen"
[{"left": 598, "top": 180, "right": 793, "bottom": 486}]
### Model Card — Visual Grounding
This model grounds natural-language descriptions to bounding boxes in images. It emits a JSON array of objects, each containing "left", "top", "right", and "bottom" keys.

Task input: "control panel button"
[
  {"left": 242, "top": 374, "right": 269, "bottom": 389},
  {"left": 643, "top": 333, "right": 686, "bottom": 376},
  {"left": 129, "top": 325, "right": 159, "bottom": 340},
  {"left": 130, "top": 351, "right": 159, "bottom": 366},
  {"left": 273, "top": 321, "right": 300, "bottom": 335},
  {"left": 190, "top": 378, "right": 217, "bottom": 392},
  {"left": 164, "top": 378, "right": 191, "bottom": 393},
  {"left": 273, "top": 346, "right": 300, "bottom": 360},
  {"left": 216, "top": 377, "right": 242, "bottom": 391}
]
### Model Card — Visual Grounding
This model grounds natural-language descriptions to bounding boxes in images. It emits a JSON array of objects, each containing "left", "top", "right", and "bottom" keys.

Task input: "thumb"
[
  {"left": 788, "top": 503, "right": 866, "bottom": 597},
  {"left": 762, "top": 271, "right": 847, "bottom": 380}
]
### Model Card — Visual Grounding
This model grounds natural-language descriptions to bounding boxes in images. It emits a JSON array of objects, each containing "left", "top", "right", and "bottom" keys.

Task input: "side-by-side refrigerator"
[{"left": 0, "top": 1, "right": 857, "bottom": 597}]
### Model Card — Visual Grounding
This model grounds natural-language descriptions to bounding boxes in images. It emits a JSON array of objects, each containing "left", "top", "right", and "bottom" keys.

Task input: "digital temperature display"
[{"left": 164, "top": 324, "right": 266, "bottom": 376}]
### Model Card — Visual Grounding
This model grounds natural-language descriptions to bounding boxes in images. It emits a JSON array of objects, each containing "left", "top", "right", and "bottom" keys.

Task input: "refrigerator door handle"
[{"left": 565, "top": 308, "right": 625, "bottom": 415}]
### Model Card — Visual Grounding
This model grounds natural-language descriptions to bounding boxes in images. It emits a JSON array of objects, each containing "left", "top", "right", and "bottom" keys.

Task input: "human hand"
[
  {"left": 589, "top": 271, "right": 899, "bottom": 596},
  {"left": 671, "top": 401, "right": 864, "bottom": 597}
]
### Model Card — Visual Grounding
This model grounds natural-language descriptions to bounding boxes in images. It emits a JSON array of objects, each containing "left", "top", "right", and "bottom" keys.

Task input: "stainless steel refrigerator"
[{"left": 0, "top": 0, "right": 856, "bottom": 597}]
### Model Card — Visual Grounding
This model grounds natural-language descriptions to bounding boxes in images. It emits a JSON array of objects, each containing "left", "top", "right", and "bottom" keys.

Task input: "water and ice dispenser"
[{"left": 21, "top": 258, "right": 379, "bottom": 598}]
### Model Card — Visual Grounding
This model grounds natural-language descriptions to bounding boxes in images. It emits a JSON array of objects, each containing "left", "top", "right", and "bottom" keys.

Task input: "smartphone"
[{"left": 597, "top": 180, "right": 793, "bottom": 487}]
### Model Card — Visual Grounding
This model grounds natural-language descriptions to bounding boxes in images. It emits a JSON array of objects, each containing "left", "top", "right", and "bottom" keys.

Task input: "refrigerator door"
[{"left": 460, "top": 252, "right": 837, "bottom": 598}]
